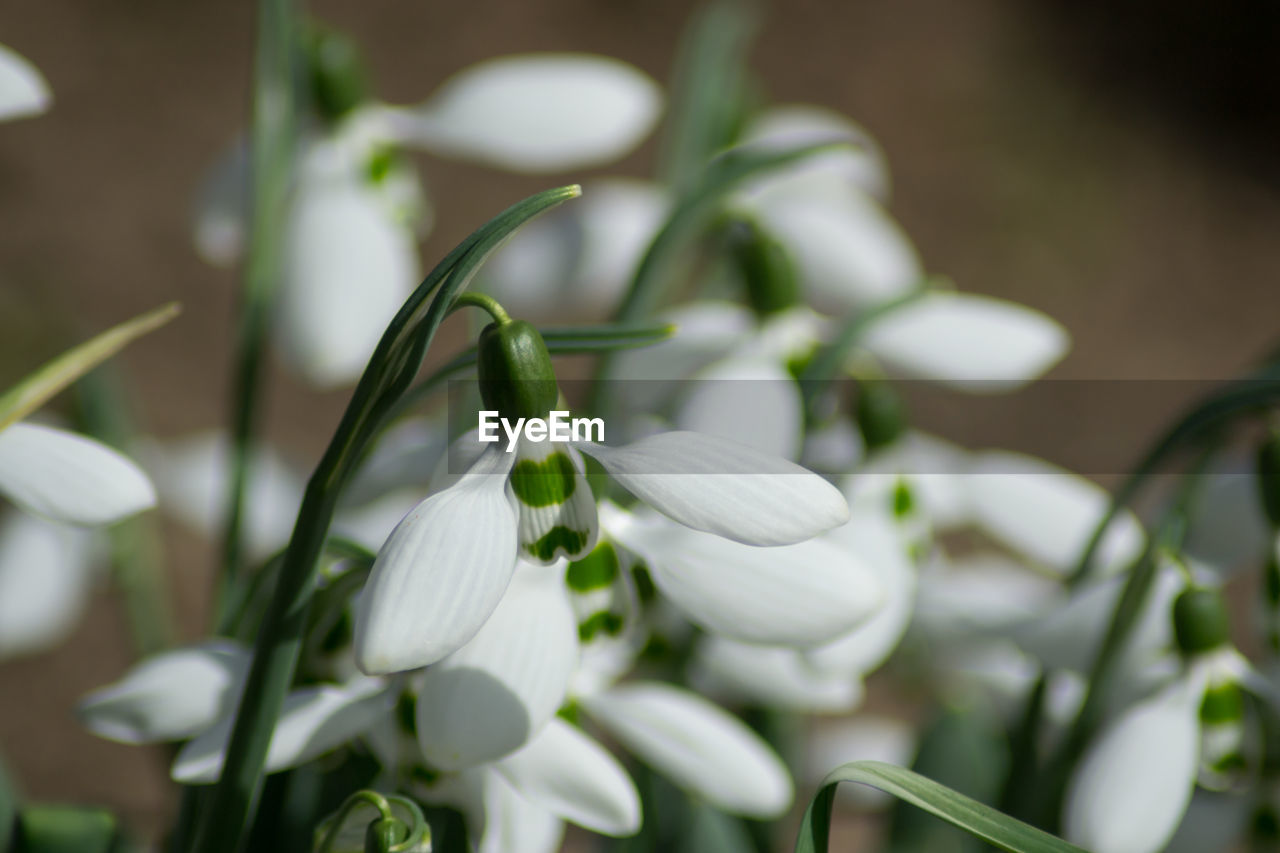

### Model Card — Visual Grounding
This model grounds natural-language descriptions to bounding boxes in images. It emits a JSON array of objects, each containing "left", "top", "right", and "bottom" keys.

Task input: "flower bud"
[
  {"left": 855, "top": 379, "right": 906, "bottom": 451},
  {"left": 306, "top": 26, "right": 368, "bottom": 123},
  {"left": 476, "top": 319, "right": 559, "bottom": 424},
  {"left": 1258, "top": 429, "right": 1280, "bottom": 529},
  {"left": 1172, "top": 586, "right": 1231, "bottom": 657},
  {"left": 727, "top": 218, "right": 801, "bottom": 318}
]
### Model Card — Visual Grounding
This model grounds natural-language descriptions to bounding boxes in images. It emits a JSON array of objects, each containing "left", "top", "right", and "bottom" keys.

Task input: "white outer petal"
[
  {"left": 610, "top": 513, "right": 881, "bottom": 646},
  {"left": 354, "top": 447, "right": 518, "bottom": 674},
  {"left": 967, "top": 451, "right": 1145, "bottom": 576},
  {"left": 277, "top": 158, "right": 419, "bottom": 388},
  {"left": 913, "top": 553, "right": 1061, "bottom": 639},
  {"left": 389, "top": 54, "right": 662, "bottom": 173},
  {"left": 739, "top": 104, "right": 890, "bottom": 200},
  {"left": 843, "top": 430, "right": 973, "bottom": 529},
  {"left": 0, "top": 422, "right": 155, "bottom": 526},
  {"left": 77, "top": 642, "right": 249, "bottom": 744},
  {"left": 750, "top": 189, "right": 922, "bottom": 313},
  {"left": 144, "top": 431, "right": 304, "bottom": 558},
  {"left": 172, "top": 678, "right": 390, "bottom": 784},
  {"left": 415, "top": 562, "right": 578, "bottom": 770},
  {"left": 484, "top": 179, "right": 670, "bottom": 319},
  {"left": 0, "top": 44, "right": 51, "bottom": 121},
  {"left": 478, "top": 770, "right": 566, "bottom": 853},
  {"left": 861, "top": 292, "right": 1069, "bottom": 389},
  {"left": 579, "top": 431, "right": 849, "bottom": 546},
  {"left": 0, "top": 510, "right": 94, "bottom": 659},
  {"left": 804, "top": 716, "right": 917, "bottom": 806},
  {"left": 582, "top": 682, "right": 792, "bottom": 817},
  {"left": 675, "top": 355, "right": 803, "bottom": 460},
  {"left": 806, "top": 510, "right": 917, "bottom": 676},
  {"left": 690, "top": 637, "right": 862, "bottom": 713},
  {"left": 495, "top": 717, "right": 640, "bottom": 836},
  {"left": 1064, "top": 677, "right": 1203, "bottom": 853}
]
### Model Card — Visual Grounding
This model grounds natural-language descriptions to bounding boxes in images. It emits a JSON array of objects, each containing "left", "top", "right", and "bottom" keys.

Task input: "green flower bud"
[
  {"left": 727, "top": 217, "right": 801, "bottom": 318},
  {"left": 855, "top": 379, "right": 906, "bottom": 451},
  {"left": 1172, "top": 586, "right": 1231, "bottom": 656},
  {"left": 306, "top": 26, "right": 368, "bottom": 123},
  {"left": 365, "top": 817, "right": 409, "bottom": 852},
  {"left": 477, "top": 320, "right": 559, "bottom": 424},
  {"left": 1257, "top": 429, "right": 1280, "bottom": 529}
]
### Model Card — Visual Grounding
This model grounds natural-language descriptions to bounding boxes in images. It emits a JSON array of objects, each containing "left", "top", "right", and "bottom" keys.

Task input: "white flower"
[
  {"left": 354, "top": 428, "right": 849, "bottom": 675},
  {"left": 193, "top": 53, "right": 662, "bottom": 387},
  {"left": 0, "top": 43, "right": 51, "bottom": 122},
  {"left": 0, "top": 510, "right": 95, "bottom": 660},
  {"left": 0, "top": 422, "right": 155, "bottom": 527}
]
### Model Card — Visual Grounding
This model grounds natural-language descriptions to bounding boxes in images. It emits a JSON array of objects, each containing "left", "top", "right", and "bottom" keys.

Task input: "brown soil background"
[{"left": 1, "top": 0, "right": 1278, "bottom": 844}]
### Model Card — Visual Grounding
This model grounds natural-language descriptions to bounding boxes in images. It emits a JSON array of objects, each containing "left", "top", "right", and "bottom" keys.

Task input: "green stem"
[
  {"left": 216, "top": 0, "right": 299, "bottom": 630},
  {"left": 447, "top": 291, "right": 510, "bottom": 325}
]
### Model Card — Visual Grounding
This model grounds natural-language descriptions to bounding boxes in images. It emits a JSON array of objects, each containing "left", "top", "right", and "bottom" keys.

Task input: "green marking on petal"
[
  {"left": 632, "top": 564, "right": 657, "bottom": 604},
  {"left": 578, "top": 611, "right": 624, "bottom": 641},
  {"left": 528, "top": 525, "right": 589, "bottom": 561},
  {"left": 395, "top": 692, "right": 417, "bottom": 736},
  {"left": 510, "top": 452, "right": 577, "bottom": 507},
  {"left": 892, "top": 479, "right": 915, "bottom": 518},
  {"left": 567, "top": 542, "right": 620, "bottom": 592},
  {"left": 1201, "top": 681, "right": 1244, "bottom": 724}
]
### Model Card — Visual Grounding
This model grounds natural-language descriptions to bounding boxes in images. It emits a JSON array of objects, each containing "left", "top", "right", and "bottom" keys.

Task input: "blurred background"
[{"left": 1, "top": 0, "right": 1278, "bottom": 839}]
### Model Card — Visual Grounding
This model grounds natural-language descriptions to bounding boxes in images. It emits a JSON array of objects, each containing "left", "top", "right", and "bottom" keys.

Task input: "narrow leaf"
[
  {"left": 0, "top": 302, "right": 180, "bottom": 429},
  {"left": 795, "top": 760, "right": 1086, "bottom": 853}
]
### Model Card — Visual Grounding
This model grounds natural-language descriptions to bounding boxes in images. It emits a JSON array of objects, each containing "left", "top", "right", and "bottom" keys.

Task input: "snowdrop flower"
[
  {"left": 1063, "top": 583, "right": 1269, "bottom": 853},
  {"left": 353, "top": 314, "right": 849, "bottom": 675},
  {"left": 0, "top": 510, "right": 95, "bottom": 660},
  {"left": 0, "top": 43, "right": 51, "bottom": 122},
  {"left": 195, "top": 48, "right": 661, "bottom": 387},
  {"left": 76, "top": 640, "right": 391, "bottom": 783}
]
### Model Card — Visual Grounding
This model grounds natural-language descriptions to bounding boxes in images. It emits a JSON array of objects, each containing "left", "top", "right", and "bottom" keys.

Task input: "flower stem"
[
  {"left": 215, "top": 0, "right": 299, "bottom": 630},
  {"left": 447, "top": 291, "right": 511, "bottom": 326}
]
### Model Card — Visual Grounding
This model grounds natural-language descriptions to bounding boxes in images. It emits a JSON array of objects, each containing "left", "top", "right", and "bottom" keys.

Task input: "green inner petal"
[
  {"left": 528, "top": 525, "right": 589, "bottom": 562},
  {"left": 567, "top": 542, "right": 620, "bottom": 592},
  {"left": 578, "top": 611, "right": 625, "bottom": 641},
  {"left": 510, "top": 452, "right": 577, "bottom": 507}
]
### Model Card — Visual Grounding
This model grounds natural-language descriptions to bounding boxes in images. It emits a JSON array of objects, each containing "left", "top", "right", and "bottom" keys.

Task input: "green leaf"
[
  {"left": 794, "top": 761, "right": 1086, "bottom": 853},
  {"left": 0, "top": 302, "right": 180, "bottom": 430},
  {"left": 13, "top": 805, "right": 119, "bottom": 853}
]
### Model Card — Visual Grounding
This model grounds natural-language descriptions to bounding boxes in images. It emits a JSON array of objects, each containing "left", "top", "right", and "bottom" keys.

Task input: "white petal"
[
  {"left": 0, "top": 510, "right": 94, "bottom": 659},
  {"left": 0, "top": 44, "right": 51, "bottom": 122},
  {"left": 861, "top": 292, "right": 1069, "bottom": 389},
  {"left": 390, "top": 54, "right": 662, "bottom": 172},
  {"left": 806, "top": 510, "right": 917, "bottom": 676},
  {"left": 967, "top": 451, "right": 1145, "bottom": 576},
  {"left": 354, "top": 447, "right": 518, "bottom": 674},
  {"left": 478, "top": 770, "right": 566, "bottom": 853},
  {"left": 0, "top": 422, "right": 155, "bottom": 526},
  {"left": 191, "top": 138, "right": 248, "bottom": 267},
  {"left": 690, "top": 637, "right": 862, "bottom": 712},
  {"left": 331, "top": 490, "right": 422, "bottom": 554},
  {"left": 172, "top": 678, "right": 389, "bottom": 784},
  {"left": 484, "top": 179, "right": 670, "bottom": 320},
  {"left": 495, "top": 717, "right": 640, "bottom": 835},
  {"left": 804, "top": 716, "right": 916, "bottom": 807},
  {"left": 675, "top": 356, "right": 803, "bottom": 460},
  {"left": 77, "top": 642, "right": 249, "bottom": 744},
  {"left": 277, "top": 152, "right": 419, "bottom": 387},
  {"left": 750, "top": 189, "right": 922, "bottom": 313},
  {"left": 144, "top": 431, "right": 304, "bottom": 558},
  {"left": 739, "top": 104, "right": 890, "bottom": 200},
  {"left": 843, "top": 430, "right": 973, "bottom": 529},
  {"left": 1064, "top": 678, "right": 1202, "bottom": 853},
  {"left": 579, "top": 431, "right": 849, "bottom": 546},
  {"left": 608, "top": 301, "right": 754, "bottom": 415},
  {"left": 914, "top": 553, "right": 1061, "bottom": 639},
  {"left": 582, "top": 682, "right": 792, "bottom": 817},
  {"left": 415, "top": 562, "right": 578, "bottom": 770},
  {"left": 609, "top": 513, "right": 881, "bottom": 646}
]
